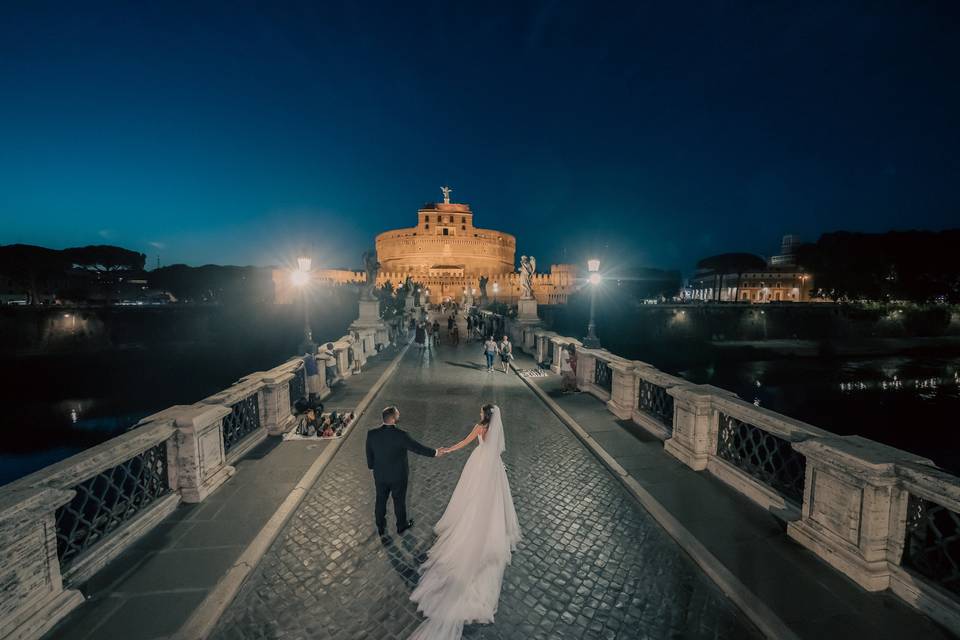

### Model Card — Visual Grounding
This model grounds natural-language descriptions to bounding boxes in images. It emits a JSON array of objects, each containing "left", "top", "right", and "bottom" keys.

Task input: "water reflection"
[{"left": 678, "top": 355, "right": 960, "bottom": 473}]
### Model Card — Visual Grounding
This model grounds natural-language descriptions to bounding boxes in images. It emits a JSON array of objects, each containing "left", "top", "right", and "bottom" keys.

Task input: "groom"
[{"left": 366, "top": 405, "right": 441, "bottom": 536}]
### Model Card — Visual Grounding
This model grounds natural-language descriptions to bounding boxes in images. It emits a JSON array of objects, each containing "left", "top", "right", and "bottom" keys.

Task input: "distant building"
[
  {"left": 688, "top": 235, "right": 814, "bottom": 302},
  {"left": 274, "top": 189, "right": 577, "bottom": 305}
]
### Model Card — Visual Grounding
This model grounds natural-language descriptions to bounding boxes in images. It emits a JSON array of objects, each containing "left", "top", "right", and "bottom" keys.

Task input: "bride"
[{"left": 408, "top": 404, "right": 522, "bottom": 640}]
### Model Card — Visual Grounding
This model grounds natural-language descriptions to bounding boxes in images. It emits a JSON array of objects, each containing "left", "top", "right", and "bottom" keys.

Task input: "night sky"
[{"left": 1, "top": 1, "right": 958, "bottom": 275}]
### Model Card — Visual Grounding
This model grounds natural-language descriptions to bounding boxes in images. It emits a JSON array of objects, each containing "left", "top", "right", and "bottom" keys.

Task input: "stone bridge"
[{"left": 2, "top": 310, "right": 958, "bottom": 640}]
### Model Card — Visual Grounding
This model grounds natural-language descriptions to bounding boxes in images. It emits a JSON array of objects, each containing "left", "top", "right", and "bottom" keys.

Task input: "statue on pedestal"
[
  {"left": 519, "top": 255, "right": 537, "bottom": 300},
  {"left": 478, "top": 275, "right": 489, "bottom": 304},
  {"left": 397, "top": 275, "right": 412, "bottom": 304},
  {"left": 441, "top": 185, "right": 452, "bottom": 204},
  {"left": 361, "top": 250, "right": 380, "bottom": 301}
]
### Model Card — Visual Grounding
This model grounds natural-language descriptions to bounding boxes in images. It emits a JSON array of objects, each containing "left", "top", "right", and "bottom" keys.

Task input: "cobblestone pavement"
[{"left": 211, "top": 328, "right": 761, "bottom": 640}]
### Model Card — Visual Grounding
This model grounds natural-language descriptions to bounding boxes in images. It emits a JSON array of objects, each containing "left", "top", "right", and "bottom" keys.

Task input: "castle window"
[
  {"left": 461, "top": 225, "right": 465, "bottom": 231},
  {"left": 425, "top": 215, "right": 430, "bottom": 222},
  {"left": 443, "top": 228, "right": 449, "bottom": 236},
  {"left": 461, "top": 217, "right": 465, "bottom": 223},
  {"left": 425, "top": 224, "right": 429, "bottom": 229}
]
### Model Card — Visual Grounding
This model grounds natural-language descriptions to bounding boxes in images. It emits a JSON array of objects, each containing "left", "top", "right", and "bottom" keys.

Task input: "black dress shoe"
[{"left": 397, "top": 519, "right": 415, "bottom": 534}]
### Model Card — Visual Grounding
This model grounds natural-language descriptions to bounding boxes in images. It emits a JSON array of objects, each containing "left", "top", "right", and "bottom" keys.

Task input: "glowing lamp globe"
[
  {"left": 291, "top": 270, "right": 310, "bottom": 287},
  {"left": 589, "top": 273, "right": 602, "bottom": 285},
  {"left": 587, "top": 259, "right": 600, "bottom": 273}
]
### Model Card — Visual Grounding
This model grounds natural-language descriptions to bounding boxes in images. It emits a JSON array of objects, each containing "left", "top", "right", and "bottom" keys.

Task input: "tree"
[
  {"left": 62, "top": 245, "right": 146, "bottom": 304},
  {"left": 0, "top": 244, "right": 71, "bottom": 304}
]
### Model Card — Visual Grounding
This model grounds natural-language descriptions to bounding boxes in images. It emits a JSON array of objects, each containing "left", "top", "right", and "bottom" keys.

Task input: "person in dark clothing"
[{"left": 365, "top": 405, "right": 442, "bottom": 535}]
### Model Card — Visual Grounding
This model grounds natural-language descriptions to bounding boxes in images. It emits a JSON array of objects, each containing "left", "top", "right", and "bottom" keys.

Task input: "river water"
[
  {"left": 0, "top": 301, "right": 355, "bottom": 486},
  {"left": 674, "top": 353, "right": 960, "bottom": 473}
]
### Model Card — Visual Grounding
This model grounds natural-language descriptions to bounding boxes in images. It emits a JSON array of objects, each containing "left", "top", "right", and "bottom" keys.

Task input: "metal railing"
[
  {"left": 594, "top": 359, "right": 613, "bottom": 392},
  {"left": 55, "top": 440, "right": 171, "bottom": 570},
  {"left": 902, "top": 494, "right": 960, "bottom": 598},
  {"left": 638, "top": 380, "right": 674, "bottom": 432},
  {"left": 222, "top": 393, "right": 262, "bottom": 453},
  {"left": 716, "top": 412, "right": 806, "bottom": 504},
  {"left": 288, "top": 364, "right": 306, "bottom": 409}
]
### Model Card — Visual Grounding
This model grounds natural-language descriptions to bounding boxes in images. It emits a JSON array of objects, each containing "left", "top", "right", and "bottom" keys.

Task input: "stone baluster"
[
  {"left": 786, "top": 436, "right": 934, "bottom": 591},
  {"left": 155, "top": 403, "right": 236, "bottom": 503},
  {"left": 663, "top": 384, "right": 731, "bottom": 471},
  {"left": 606, "top": 358, "right": 638, "bottom": 419},
  {"left": 257, "top": 369, "right": 296, "bottom": 436},
  {"left": 0, "top": 486, "right": 85, "bottom": 640}
]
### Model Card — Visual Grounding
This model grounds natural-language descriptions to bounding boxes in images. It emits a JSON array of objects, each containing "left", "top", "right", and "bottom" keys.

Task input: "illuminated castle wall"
[{"left": 274, "top": 195, "right": 577, "bottom": 305}]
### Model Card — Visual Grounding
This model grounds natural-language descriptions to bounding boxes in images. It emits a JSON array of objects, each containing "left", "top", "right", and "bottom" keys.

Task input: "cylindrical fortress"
[{"left": 375, "top": 202, "right": 515, "bottom": 276}]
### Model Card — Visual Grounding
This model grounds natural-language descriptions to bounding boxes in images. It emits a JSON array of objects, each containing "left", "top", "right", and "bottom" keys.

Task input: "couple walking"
[
  {"left": 482, "top": 335, "right": 512, "bottom": 373},
  {"left": 366, "top": 404, "right": 521, "bottom": 640}
]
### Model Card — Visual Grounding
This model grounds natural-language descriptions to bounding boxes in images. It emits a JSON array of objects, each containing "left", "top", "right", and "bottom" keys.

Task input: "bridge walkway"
[{"left": 208, "top": 331, "right": 761, "bottom": 640}]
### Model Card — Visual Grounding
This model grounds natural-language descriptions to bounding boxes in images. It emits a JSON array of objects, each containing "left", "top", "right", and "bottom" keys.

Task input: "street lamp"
[
  {"left": 582, "top": 259, "right": 601, "bottom": 348},
  {"left": 293, "top": 255, "right": 315, "bottom": 353}
]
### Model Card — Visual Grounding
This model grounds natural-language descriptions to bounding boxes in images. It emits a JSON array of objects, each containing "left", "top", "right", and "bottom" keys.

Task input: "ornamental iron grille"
[
  {"left": 638, "top": 380, "right": 674, "bottom": 431},
  {"left": 55, "top": 441, "right": 170, "bottom": 570},
  {"left": 288, "top": 366, "right": 306, "bottom": 410},
  {"left": 222, "top": 392, "right": 261, "bottom": 453},
  {"left": 902, "top": 494, "right": 960, "bottom": 598},
  {"left": 594, "top": 359, "right": 613, "bottom": 392},
  {"left": 716, "top": 413, "right": 806, "bottom": 504}
]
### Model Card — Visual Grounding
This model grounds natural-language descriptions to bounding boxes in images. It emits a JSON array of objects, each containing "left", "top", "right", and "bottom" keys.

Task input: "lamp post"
[
  {"left": 582, "top": 259, "right": 601, "bottom": 349},
  {"left": 493, "top": 281, "right": 499, "bottom": 304},
  {"left": 293, "top": 255, "right": 315, "bottom": 353}
]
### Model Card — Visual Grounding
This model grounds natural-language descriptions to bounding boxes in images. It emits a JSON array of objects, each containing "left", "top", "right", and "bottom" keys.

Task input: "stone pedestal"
[
  {"left": 517, "top": 298, "right": 538, "bottom": 321},
  {"left": 162, "top": 403, "right": 236, "bottom": 503},
  {"left": 787, "top": 436, "right": 933, "bottom": 591},
  {"left": 355, "top": 299, "right": 381, "bottom": 325},
  {"left": 351, "top": 302, "right": 386, "bottom": 358},
  {"left": 0, "top": 487, "right": 84, "bottom": 640},
  {"left": 664, "top": 384, "right": 729, "bottom": 471}
]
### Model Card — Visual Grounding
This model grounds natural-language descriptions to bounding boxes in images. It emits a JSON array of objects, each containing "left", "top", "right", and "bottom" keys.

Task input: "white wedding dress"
[{"left": 408, "top": 406, "right": 521, "bottom": 640}]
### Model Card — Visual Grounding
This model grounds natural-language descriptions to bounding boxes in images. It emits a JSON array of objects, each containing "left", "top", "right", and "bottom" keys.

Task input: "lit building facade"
[
  {"left": 274, "top": 192, "right": 577, "bottom": 305},
  {"left": 687, "top": 235, "right": 814, "bottom": 302}
]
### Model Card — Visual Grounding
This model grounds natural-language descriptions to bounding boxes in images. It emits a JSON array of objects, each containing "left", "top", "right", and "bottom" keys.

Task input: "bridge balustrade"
[
  {"left": 632, "top": 366, "right": 687, "bottom": 439},
  {"left": 502, "top": 313, "right": 960, "bottom": 632},
  {"left": 0, "top": 328, "right": 371, "bottom": 638}
]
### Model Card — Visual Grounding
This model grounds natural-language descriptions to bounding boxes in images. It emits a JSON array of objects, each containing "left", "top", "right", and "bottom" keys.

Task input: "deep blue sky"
[{"left": 1, "top": 1, "right": 958, "bottom": 274}]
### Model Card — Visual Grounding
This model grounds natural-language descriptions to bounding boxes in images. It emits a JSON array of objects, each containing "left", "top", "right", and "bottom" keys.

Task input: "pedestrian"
[
  {"left": 432, "top": 320, "right": 441, "bottom": 346},
  {"left": 415, "top": 322, "right": 426, "bottom": 350},
  {"left": 482, "top": 335, "right": 499, "bottom": 372},
  {"left": 318, "top": 342, "right": 338, "bottom": 387},
  {"left": 447, "top": 315, "right": 454, "bottom": 332},
  {"left": 451, "top": 324, "right": 460, "bottom": 345},
  {"left": 466, "top": 315, "right": 473, "bottom": 337},
  {"left": 408, "top": 316, "right": 416, "bottom": 344},
  {"left": 498, "top": 335, "right": 513, "bottom": 373}
]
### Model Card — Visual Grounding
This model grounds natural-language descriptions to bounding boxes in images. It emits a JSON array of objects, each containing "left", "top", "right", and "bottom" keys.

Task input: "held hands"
[{"left": 436, "top": 446, "right": 450, "bottom": 457}]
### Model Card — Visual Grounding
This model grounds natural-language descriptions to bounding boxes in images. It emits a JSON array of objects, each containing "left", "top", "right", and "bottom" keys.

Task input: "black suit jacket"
[{"left": 366, "top": 425, "right": 436, "bottom": 484}]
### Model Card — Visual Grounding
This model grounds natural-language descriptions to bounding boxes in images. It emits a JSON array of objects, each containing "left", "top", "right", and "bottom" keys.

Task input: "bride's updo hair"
[{"left": 479, "top": 404, "right": 496, "bottom": 426}]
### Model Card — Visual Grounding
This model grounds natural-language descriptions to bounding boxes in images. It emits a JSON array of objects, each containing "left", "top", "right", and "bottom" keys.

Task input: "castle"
[{"left": 273, "top": 189, "right": 577, "bottom": 305}]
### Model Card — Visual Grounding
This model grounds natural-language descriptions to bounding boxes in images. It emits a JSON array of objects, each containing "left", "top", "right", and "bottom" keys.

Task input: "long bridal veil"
[{"left": 409, "top": 406, "right": 521, "bottom": 640}]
